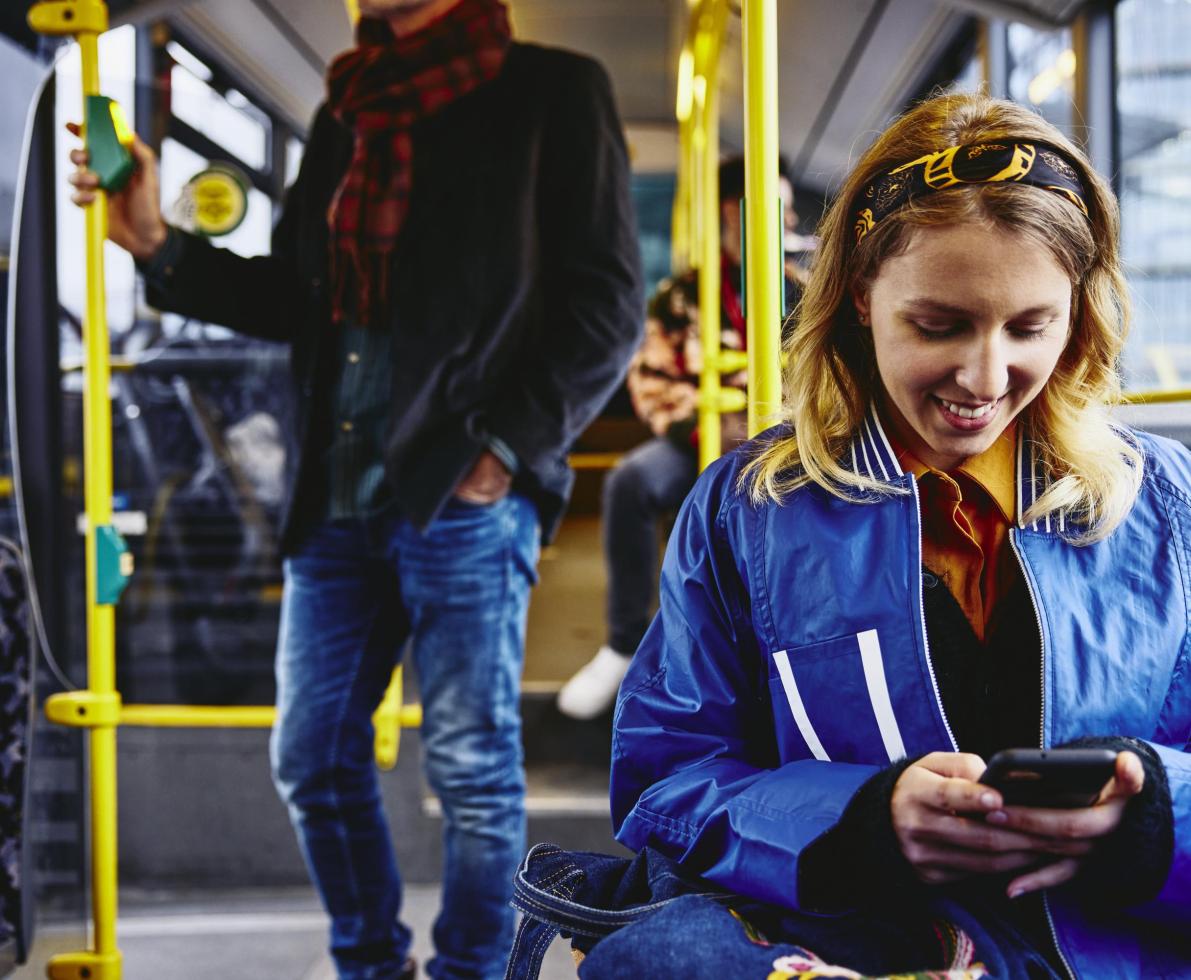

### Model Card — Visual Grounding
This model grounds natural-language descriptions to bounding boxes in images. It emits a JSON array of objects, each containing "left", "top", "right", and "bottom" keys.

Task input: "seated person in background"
[
  {"left": 607, "top": 92, "right": 1188, "bottom": 977},
  {"left": 557, "top": 155, "right": 803, "bottom": 719}
]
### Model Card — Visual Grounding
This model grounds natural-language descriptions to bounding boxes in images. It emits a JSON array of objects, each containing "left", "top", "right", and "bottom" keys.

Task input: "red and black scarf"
[{"left": 325, "top": 0, "right": 511, "bottom": 327}]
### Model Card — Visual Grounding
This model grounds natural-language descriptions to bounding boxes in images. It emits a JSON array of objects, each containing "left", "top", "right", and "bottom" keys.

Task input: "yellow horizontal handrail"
[
  {"left": 716, "top": 349, "right": 749, "bottom": 374},
  {"left": 568, "top": 452, "right": 625, "bottom": 470},
  {"left": 1120, "top": 388, "right": 1191, "bottom": 405},
  {"left": 120, "top": 704, "right": 277, "bottom": 727},
  {"left": 118, "top": 703, "right": 424, "bottom": 729}
]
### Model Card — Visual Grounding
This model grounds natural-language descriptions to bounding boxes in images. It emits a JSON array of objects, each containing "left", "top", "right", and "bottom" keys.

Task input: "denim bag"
[
  {"left": 505, "top": 843, "right": 1065, "bottom": 980},
  {"left": 504, "top": 842, "right": 727, "bottom": 980}
]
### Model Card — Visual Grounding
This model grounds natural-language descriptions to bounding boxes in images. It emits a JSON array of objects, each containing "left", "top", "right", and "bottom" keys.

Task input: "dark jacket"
[{"left": 145, "top": 43, "right": 644, "bottom": 551}]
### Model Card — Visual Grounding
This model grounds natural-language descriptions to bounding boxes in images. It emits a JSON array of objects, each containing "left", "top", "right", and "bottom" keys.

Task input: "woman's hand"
[
  {"left": 988, "top": 750, "right": 1145, "bottom": 897},
  {"left": 66, "top": 122, "right": 169, "bottom": 261},
  {"left": 891, "top": 752, "right": 1097, "bottom": 889}
]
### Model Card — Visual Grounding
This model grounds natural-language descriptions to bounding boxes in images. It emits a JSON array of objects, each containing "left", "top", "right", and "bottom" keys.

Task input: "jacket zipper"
[
  {"left": 910, "top": 478, "right": 958, "bottom": 751},
  {"left": 1009, "top": 528, "right": 1076, "bottom": 980}
]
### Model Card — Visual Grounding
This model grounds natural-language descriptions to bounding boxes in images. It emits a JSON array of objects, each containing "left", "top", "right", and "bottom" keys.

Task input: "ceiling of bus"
[{"left": 100, "top": 0, "right": 1081, "bottom": 196}]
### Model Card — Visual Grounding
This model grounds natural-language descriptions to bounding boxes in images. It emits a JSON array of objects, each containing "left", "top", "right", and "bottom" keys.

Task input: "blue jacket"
[{"left": 611, "top": 408, "right": 1191, "bottom": 978}]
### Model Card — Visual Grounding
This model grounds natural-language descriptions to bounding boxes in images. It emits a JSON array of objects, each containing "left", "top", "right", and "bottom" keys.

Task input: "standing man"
[{"left": 69, "top": 1, "right": 643, "bottom": 976}]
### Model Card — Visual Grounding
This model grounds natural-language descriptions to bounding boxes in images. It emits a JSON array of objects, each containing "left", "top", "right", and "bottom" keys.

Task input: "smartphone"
[{"left": 978, "top": 748, "right": 1118, "bottom": 808}]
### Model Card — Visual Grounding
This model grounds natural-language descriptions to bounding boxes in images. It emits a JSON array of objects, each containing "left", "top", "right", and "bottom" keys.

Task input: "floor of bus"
[
  {"left": 13, "top": 884, "right": 580, "bottom": 979},
  {"left": 14, "top": 500, "right": 641, "bottom": 979}
]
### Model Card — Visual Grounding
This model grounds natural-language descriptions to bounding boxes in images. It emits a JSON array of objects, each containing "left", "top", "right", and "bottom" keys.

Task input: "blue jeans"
[
  {"left": 271, "top": 495, "right": 540, "bottom": 980},
  {"left": 603, "top": 437, "right": 697, "bottom": 654}
]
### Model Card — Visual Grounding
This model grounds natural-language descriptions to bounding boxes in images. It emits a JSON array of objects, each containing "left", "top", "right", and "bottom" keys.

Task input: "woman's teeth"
[{"left": 939, "top": 398, "right": 995, "bottom": 419}]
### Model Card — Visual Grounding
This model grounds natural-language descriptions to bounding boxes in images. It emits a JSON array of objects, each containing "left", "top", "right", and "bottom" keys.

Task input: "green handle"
[
  {"left": 95, "top": 525, "right": 132, "bottom": 605},
  {"left": 85, "top": 95, "right": 134, "bottom": 193}
]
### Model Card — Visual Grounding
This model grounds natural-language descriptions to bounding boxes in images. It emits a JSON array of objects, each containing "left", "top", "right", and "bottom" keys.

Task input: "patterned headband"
[{"left": 853, "top": 141, "right": 1090, "bottom": 246}]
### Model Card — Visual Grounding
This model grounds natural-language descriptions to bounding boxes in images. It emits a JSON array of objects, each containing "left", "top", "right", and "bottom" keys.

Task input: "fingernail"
[
  {"left": 1008, "top": 887, "right": 1024, "bottom": 899},
  {"left": 986, "top": 810, "right": 1008, "bottom": 824},
  {"left": 980, "top": 792, "right": 996, "bottom": 807}
]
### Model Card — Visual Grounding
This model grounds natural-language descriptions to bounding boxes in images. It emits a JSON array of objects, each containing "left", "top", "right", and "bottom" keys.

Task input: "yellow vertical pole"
[
  {"left": 27, "top": 2, "right": 123, "bottom": 976},
  {"left": 79, "top": 30, "right": 121, "bottom": 971},
  {"left": 672, "top": 44, "right": 695, "bottom": 272},
  {"left": 694, "top": 0, "right": 727, "bottom": 471},
  {"left": 741, "top": 0, "right": 783, "bottom": 436}
]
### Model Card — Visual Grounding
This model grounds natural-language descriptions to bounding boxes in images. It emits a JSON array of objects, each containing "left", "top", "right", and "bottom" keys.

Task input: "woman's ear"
[{"left": 850, "top": 287, "right": 871, "bottom": 326}]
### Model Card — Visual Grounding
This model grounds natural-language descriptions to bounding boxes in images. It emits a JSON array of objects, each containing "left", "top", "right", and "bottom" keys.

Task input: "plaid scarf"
[{"left": 325, "top": 0, "right": 511, "bottom": 327}]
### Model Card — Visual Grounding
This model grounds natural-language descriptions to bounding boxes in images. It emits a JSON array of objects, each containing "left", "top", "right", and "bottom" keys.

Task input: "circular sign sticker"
[{"left": 182, "top": 165, "right": 249, "bottom": 237}]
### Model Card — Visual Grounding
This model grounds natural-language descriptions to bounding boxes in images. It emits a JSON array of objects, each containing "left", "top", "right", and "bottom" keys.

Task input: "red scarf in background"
[{"left": 325, "top": 0, "right": 511, "bottom": 327}]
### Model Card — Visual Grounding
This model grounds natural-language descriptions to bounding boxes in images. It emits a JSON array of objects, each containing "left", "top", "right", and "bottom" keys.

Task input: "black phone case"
[{"left": 978, "top": 748, "right": 1118, "bottom": 808}]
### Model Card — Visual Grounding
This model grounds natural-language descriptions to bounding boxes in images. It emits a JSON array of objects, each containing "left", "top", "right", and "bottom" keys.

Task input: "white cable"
[{"left": 7, "top": 56, "right": 78, "bottom": 692}]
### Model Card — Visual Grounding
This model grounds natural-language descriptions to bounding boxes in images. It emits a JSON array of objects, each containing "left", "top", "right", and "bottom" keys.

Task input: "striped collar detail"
[
  {"left": 847, "top": 404, "right": 905, "bottom": 482},
  {"left": 845, "top": 405, "right": 1067, "bottom": 535},
  {"left": 1016, "top": 429, "right": 1066, "bottom": 534}
]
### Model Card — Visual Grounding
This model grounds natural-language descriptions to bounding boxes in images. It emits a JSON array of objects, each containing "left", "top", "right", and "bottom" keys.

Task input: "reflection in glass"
[
  {"left": 1007, "top": 23, "right": 1075, "bottom": 135},
  {"left": 1116, "top": 0, "right": 1191, "bottom": 389},
  {"left": 4, "top": 33, "right": 88, "bottom": 961},
  {"left": 170, "top": 59, "right": 270, "bottom": 172}
]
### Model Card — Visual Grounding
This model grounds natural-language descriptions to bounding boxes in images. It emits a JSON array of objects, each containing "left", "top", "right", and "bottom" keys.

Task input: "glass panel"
[
  {"left": 1116, "top": 0, "right": 1191, "bottom": 390},
  {"left": 1007, "top": 23, "right": 1076, "bottom": 135},
  {"left": 55, "top": 25, "right": 137, "bottom": 341},
  {"left": 118, "top": 135, "right": 289, "bottom": 705},
  {"left": 169, "top": 60, "right": 269, "bottom": 172},
  {"left": 631, "top": 173, "right": 676, "bottom": 297},
  {"left": 947, "top": 44, "right": 984, "bottom": 94},
  {"left": 286, "top": 135, "right": 305, "bottom": 190},
  {"left": 5, "top": 35, "right": 89, "bottom": 968}
]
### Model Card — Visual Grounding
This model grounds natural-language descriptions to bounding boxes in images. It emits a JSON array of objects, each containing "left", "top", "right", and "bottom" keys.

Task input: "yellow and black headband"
[{"left": 853, "top": 141, "right": 1090, "bottom": 246}]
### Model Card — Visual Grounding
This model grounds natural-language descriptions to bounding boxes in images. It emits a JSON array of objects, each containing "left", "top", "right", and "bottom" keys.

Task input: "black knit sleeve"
[
  {"left": 1055, "top": 735, "right": 1174, "bottom": 909},
  {"left": 796, "top": 756, "right": 924, "bottom": 912}
]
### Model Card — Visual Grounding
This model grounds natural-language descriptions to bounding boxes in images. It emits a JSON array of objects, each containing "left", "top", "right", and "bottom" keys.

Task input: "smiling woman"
[{"left": 602, "top": 90, "right": 1190, "bottom": 980}]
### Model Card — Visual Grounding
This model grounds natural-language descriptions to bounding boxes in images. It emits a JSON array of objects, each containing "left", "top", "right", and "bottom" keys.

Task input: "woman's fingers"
[
  {"left": 1007, "top": 857, "right": 1081, "bottom": 898},
  {"left": 893, "top": 753, "right": 1001, "bottom": 816},
  {"left": 916, "top": 751, "right": 989, "bottom": 783},
  {"left": 908, "top": 844, "right": 1041, "bottom": 878},
  {"left": 989, "top": 795, "right": 1127, "bottom": 841},
  {"left": 916, "top": 812, "right": 1094, "bottom": 857},
  {"left": 1103, "top": 750, "right": 1145, "bottom": 801}
]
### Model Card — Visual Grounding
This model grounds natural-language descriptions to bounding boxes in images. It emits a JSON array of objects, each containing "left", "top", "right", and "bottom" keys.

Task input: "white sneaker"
[{"left": 556, "top": 645, "right": 632, "bottom": 720}]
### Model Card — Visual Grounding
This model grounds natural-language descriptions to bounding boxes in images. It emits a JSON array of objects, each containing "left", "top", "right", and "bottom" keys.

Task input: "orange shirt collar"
[{"left": 887, "top": 419, "right": 1018, "bottom": 524}]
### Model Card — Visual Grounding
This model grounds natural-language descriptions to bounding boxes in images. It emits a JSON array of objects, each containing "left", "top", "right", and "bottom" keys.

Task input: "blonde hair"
[{"left": 744, "top": 92, "right": 1142, "bottom": 542}]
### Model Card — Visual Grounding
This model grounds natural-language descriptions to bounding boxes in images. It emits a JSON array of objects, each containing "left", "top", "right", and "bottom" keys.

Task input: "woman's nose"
[{"left": 953, "top": 338, "right": 1009, "bottom": 402}]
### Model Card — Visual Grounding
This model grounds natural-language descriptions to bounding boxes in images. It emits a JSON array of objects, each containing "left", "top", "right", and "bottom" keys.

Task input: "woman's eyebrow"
[{"left": 901, "top": 299, "right": 1062, "bottom": 319}]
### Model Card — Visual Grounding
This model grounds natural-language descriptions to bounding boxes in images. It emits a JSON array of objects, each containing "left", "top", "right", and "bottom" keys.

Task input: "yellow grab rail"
[
  {"left": 692, "top": 0, "right": 730, "bottom": 471},
  {"left": 682, "top": 0, "right": 787, "bottom": 466},
  {"left": 741, "top": 0, "right": 783, "bottom": 437},
  {"left": 672, "top": 42, "right": 695, "bottom": 272},
  {"left": 1120, "top": 388, "right": 1191, "bottom": 405},
  {"left": 29, "top": 2, "right": 122, "bottom": 976}
]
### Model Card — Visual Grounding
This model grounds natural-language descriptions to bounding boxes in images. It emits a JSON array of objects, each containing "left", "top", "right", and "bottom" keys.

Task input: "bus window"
[
  {"left": 1007, "top": 23, "right": 1076, "bottom": 135},
  {"left": 1117, "top": 0, "right": 1191, "bottom": 390}
]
